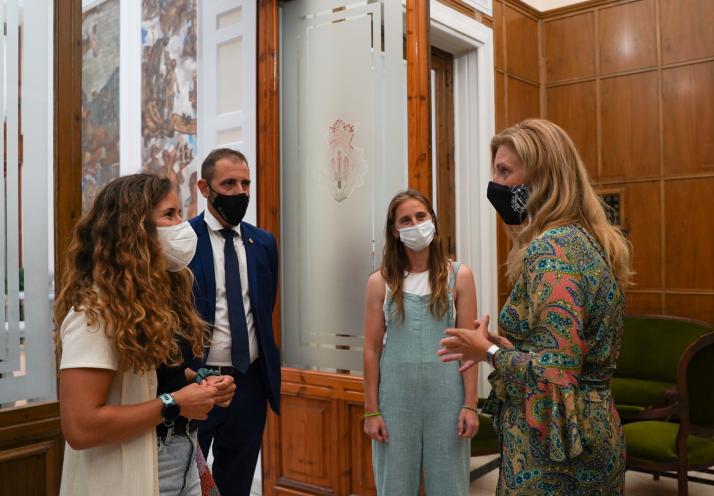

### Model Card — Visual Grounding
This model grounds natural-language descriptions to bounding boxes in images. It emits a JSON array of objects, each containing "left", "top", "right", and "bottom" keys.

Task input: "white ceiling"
[{"left": 519, "top": 0, "right": 591, "bottom": 11}]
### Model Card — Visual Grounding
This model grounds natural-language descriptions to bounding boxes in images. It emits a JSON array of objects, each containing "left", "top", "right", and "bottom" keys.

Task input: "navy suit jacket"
[{"left": 188, "top": 213, "right": 281, "bottom": 413}]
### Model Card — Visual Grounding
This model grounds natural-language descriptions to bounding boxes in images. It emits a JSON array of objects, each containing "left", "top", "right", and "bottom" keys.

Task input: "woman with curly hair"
[
  {"left": 55, "top": 173, "right": 235, "bottom": 496},
  {"left": 439, "top": 119, "right": 632, "bottom": 495},
  {"left": 363, "top": 190, "right": 479, "bottom": 495}
]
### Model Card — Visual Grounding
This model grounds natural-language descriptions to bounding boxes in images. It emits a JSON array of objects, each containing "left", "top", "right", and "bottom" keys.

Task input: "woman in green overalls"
[{"left": 363, "top": 189, "right": 479, "bottom": 495}]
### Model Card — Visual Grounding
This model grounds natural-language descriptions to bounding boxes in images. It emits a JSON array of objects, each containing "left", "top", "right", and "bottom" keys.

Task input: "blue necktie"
[{"left": 220, "top": 228, "right": 250, "bottom": 373}]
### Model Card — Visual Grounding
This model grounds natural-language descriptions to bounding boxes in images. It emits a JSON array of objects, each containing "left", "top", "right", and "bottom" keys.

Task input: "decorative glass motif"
[{"left": 327, "top": 119, "right": 367, "bottom": 202}]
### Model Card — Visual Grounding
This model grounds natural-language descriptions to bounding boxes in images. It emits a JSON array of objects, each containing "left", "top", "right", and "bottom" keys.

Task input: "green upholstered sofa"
[{"left": 612, "top": 315, "right": 713, "bottom": 422}]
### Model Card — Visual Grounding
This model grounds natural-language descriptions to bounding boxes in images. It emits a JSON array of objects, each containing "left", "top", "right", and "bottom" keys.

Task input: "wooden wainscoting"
[
  {"left": 264, "top": 369, "right": 375, "bottom": 496},
  {"left": 0, "top": 403, "right": 63, "bottom": 496}
]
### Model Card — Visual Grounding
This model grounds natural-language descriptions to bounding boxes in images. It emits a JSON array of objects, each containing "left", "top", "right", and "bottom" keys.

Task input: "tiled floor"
[{"left": 468, "top": 456, "right": 714, "bottom": 495}]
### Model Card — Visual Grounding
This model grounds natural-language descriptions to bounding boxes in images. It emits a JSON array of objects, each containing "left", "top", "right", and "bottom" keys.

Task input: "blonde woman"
[
  {"left": 363, "top": 190, "right": 479, "bottom": 495},
  {"left": 439, "top": 119, "right": 631, "bottom": 495},
  {"left": 55, "top": 174, "right": 235, "bottom": 496}
]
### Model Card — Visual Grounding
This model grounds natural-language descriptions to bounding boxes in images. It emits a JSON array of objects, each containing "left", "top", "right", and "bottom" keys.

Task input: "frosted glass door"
[
  {"left": 0, "top": 0, "right": 55, "bottom": 406},
  {"left": 282, "top": 0, "right": 407, "bottom": 372}
]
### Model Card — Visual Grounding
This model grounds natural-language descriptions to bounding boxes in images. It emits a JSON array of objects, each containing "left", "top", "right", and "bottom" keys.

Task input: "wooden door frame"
[
  {"left": 257, "top": 1, "right": 432, "bottom": 494},
  {"left": 55, "top": 0, "right": 83, "bottom": 278},
  {"left": 431, "top": 46, "right": 457, "bottom": 257}
]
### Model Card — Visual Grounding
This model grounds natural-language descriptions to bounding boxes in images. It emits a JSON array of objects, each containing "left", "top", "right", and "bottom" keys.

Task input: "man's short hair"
[{"left": 201, "top": 148, "right": 249, "bottom": 183}]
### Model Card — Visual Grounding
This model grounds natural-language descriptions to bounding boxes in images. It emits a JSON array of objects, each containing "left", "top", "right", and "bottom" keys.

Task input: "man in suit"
[{"left": 188, "top": 148, "right": 280, "bottom": 496}]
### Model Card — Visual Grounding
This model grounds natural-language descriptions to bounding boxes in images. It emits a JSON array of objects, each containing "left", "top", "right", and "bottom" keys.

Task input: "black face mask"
[
  {"left": 487, "top": 181, "right": 529, "bottom": 225},
  {"left": 209, "top": 188, "right": 249, "bottom": 226}
]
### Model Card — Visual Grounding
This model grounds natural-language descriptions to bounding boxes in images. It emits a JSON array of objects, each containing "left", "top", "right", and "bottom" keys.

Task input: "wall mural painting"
[
  {"left": 81, "top": 0, "right": 121, "bottom": 213},
  {"left": 142, "top": 0, "right": 199, "bottom": 218}
]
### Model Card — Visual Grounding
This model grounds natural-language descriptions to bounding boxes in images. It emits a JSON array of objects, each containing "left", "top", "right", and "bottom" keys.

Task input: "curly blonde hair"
[
  {"left": 54, "top": 173, "right": 207, "bottom": 373},
  {"left": 493, "top": 119, "right": 633, "bottom": 288},
  {"left": 381, "top": 190, "right": 451, "bottom": 320}
]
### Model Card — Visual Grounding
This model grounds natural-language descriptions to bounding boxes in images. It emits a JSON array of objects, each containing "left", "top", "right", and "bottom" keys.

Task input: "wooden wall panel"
[
  {"left": 280, "top": 396, "right": 337, "bottom": 490},
  {"left": 494, "top": 1, "right": 542, "bottom": 298},
  {"left": 626, "top": 292, "right": 663, "bottom": 315},
  {"left": 0, "top": 404, "right": 62, "bottom": 496},
  {"left": 541, "top": 0, "right": 714, "bottom": 318},
  {"left": 598, "top": 0, "right": 657, "bottom": 75},
  {"left": 546, "top": 81, "right": 597, "bottom": 179},
  {"left": 493, "top": 0, "right": 505, "bottom": 71},
  {"left": 0, "top": 441, "right": 58, "bottom": 496},
  {"left": 505, "top": 5, "right": 539, "bottom": 82},
  {"left": 626, "top": 181, "right": 662, "bottom": 289},
  {"left": 660, "top": 0, "right": 714, "bottom": 66},
  {"left": 507, "top": 77, "right": 540, "bottom": 125},
  {"left": 665, "top": 294, "right": 714, "bottom": 326},
  {"left": 600, "top": 71, "right": 659, "bottom": 180},
  {"left": 665, "top": 178, "right": 714, "bottom": 291},
  {"left": 348, "top": 404, "right": 376, "bottom": 495},
  {"left": 495, "top": 71, "right": 506, "bottom": 132},
  {"left": 544, "top": 12, "right": 595, "bottom": 83},
  {"left": 662, "top": 61, "right": 714, "bottom": 176}
]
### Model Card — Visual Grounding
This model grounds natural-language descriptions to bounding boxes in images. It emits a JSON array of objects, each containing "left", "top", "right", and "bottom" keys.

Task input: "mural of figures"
[
  {"left": 81, "top": 0, "right": 121, "bottom": 213},
  {"left": 142, "top": 0, "right": 198, "bottom": 218}
]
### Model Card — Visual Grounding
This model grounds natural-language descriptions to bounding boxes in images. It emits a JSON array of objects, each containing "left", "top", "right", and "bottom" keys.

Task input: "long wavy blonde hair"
[
  {"left": 54, "top": 174, "right": 207, "bottom": 373},
  {"left": 493, "top": 119, "right": 633, "bottom": 288},
  {"left": 381, "top": 190, "right": 451, "bottom": 320}
]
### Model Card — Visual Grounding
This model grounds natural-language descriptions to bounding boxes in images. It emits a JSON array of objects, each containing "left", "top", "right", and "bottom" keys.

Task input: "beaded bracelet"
[
  {"left": 363, "top": 410, "right": 382, "bottom": 418},
  {"left": 461, "top": 405, "right": 478, "bottom": 413}
]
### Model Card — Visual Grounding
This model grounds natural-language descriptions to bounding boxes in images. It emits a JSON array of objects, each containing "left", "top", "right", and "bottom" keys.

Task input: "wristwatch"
[
  {"left": 159, "top": 393, "right": 181, "bottom": 425},
  {"left": 485, "top": 344, "right": 500, "bottom": 368}
]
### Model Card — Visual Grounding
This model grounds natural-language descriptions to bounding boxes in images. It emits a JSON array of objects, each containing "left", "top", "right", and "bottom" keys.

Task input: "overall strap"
[
  {"left": 448, "top": 261, "right": 462, "bottom": 289},
  {"left": 382, "top": 281, "right": 393, "bottom": 328}
]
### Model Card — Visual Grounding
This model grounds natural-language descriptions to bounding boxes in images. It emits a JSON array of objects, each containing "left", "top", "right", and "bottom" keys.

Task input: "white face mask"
[
  {"left": 156, "top": 221, "right": 198, "bottom": 272},
  {"left": 398, "top": 220, "right": 435, "bottom": 252}
]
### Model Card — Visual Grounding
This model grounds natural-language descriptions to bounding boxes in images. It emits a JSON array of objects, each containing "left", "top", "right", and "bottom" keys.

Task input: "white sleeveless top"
[
  {"left": 403, "top": 270, "right": 430, "bottom": 295},
  {"left": 382, "top": 265, "right": 461, "bottom": 342}
]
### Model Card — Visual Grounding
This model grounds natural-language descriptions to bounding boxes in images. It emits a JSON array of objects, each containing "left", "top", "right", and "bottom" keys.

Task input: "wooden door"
[
  {"left": 258, "top": 1, "right": 432, "bottom": 495},
  {"left": 431, "top": 47, "right": 456, "bottom": 258}
]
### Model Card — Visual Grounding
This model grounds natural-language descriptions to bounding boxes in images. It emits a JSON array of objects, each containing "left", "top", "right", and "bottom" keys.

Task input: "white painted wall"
[{"left": 520, "top": 0, "right": 591, "bottom": 11}]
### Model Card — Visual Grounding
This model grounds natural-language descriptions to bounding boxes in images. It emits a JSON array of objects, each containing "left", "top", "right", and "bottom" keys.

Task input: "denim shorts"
[{"left": 157, "top": 430, "right": 201, "bottom": 496}]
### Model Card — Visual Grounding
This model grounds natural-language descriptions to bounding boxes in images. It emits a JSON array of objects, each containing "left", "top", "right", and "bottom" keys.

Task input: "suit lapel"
[
  {"left": 241, "top": 222, "right": 259, "bottom": 327},
  {"left": 194, "top": 213, "right": 217, "bottom": 321}
]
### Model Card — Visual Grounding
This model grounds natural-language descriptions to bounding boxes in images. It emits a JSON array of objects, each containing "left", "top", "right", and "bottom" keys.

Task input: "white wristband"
[{"left": 485, "top": 344, "right": 500, "bottom": 368}]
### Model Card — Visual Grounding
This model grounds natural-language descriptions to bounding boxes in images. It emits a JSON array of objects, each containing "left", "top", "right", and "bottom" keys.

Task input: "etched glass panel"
[
  {"left": 0, "top": 0, "right": 56, "bottom": 407},
  {"left": 282, "top": 0, "right": 407, "bottom": 373}
]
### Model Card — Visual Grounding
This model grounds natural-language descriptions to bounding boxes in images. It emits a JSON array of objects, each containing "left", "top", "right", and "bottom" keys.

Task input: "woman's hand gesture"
[
  {"left": 438, "top": 315, "right": 492, "bottom": 372},
  {"left": 204, "top": 375, "right": 237, "bottom": 407},
  {"left": 457, "top": 407, "right": 479, "bottom": 439},
  {"left": 172, "top": 382, "right": 218, "bottom": 420},
  {"left": 364, "top": 415, "right": 390, "bottom": 443}
]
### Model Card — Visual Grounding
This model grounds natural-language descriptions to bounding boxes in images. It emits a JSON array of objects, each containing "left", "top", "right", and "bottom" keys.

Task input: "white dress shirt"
[{"left": 203, "top": 209, "right": 259, "bottom": 366}]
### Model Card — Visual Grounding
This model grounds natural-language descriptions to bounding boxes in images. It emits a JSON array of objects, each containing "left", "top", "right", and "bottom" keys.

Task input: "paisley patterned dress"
[{"left": 483, "top": 225, "right": 626, "bottom": 495}]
